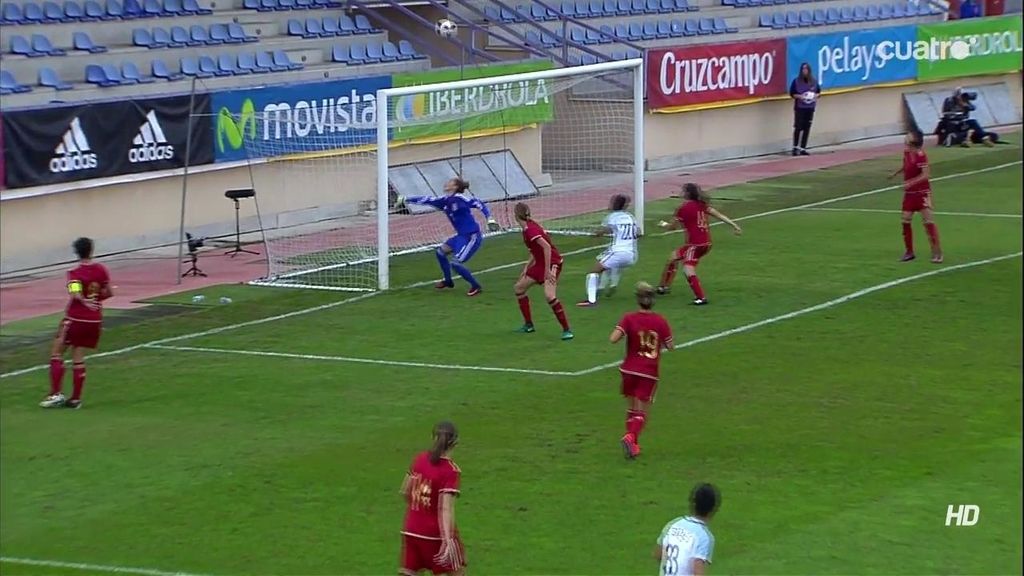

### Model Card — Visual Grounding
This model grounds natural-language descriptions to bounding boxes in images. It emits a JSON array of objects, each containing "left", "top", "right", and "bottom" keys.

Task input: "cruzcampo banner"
[
  {"left": 917, "top": 15, "right": 1023, "bottom": 81},
  {"left": 390, "top": 60, "right": 555, "bottom": 141}
]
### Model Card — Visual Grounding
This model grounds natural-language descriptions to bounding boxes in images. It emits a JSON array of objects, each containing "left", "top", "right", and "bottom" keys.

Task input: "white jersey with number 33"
[
  {"left": 658, "top": 516, "right": 714, "bottom": 576},
  {"left": 603, "top": 211, "right": 639, "bottom": 255}
]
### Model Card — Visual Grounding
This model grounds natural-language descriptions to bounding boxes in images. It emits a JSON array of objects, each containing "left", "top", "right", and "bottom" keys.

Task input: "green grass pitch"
[{"left": 1, "top": 141, "right": 1021, "bottom": 575}]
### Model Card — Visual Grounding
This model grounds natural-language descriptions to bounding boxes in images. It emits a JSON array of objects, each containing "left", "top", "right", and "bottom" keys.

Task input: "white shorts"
[{"left": 598, "top": 250, "right": 636, "bottom": 270}]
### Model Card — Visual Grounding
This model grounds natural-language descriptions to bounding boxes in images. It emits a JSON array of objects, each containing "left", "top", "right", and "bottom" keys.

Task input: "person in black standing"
[{"left": 789, "top": 62, "right": 821, "bottom": 156}]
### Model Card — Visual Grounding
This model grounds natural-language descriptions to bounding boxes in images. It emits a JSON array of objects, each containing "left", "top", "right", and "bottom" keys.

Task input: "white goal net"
[{"left": 243, "top": 58, "right": 644, "bottom": 291}]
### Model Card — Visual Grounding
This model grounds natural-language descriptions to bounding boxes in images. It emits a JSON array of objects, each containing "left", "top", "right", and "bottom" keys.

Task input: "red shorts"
[
  {"left": 621, "top": 371, "right": 658, "bottom": 403},
  {"left": 401, "top": 535, "right": 466, "bottom": 575},
  {"left": 674, "top": 244, "right": 711, "bottom": 266},
  {"left": 58, "top": 318, "right": 102, "bottom": 349},
  {"left": 526, "top": 261, "right": 563, "bottom": 285},
  {"left": 902, "top": 193, "right": 932, "bottom": 212}
]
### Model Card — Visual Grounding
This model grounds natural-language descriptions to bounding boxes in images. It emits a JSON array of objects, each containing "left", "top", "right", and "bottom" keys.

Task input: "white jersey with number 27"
[
  {"left": 658, "top": 516, "right": 714, "bottom": 576},
  {"left": 603, "top": 211, "right": 639, "bottom": 254}
]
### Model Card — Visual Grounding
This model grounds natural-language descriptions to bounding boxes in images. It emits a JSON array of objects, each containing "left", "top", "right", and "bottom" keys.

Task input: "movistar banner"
[
  {"left": 786, "top": 25, "right": 919, "bottom": 90},
  {"left": 390, "top": 60, "right": 555, "bottom": 141},
  {"left": 211, "top": 75, "right": 390, "bottom": 163},
  {"left": 917, "top": 16, "right": 1023, "bottom": 81}
]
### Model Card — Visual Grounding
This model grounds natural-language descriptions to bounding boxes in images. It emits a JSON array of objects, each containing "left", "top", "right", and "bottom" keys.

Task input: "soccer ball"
[
  {"left": 802, "top": 91, "right": 817, "bottom": 104},
  {"left": 435, "top": 18, "right": 457, "bottom": 38}
]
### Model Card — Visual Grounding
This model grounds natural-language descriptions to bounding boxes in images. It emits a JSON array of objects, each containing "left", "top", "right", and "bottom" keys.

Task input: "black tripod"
[
  {"left": 182, "top": 252, "right": 206, "bottom": 277},
  {"left": 224, "top": 188, "right": 259, "bottom": 258}
]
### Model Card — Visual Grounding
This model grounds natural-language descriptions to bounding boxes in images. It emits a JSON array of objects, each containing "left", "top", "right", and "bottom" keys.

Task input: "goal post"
[
  {"left": 375, "top": 58, "right": 645, "bottom": 290},
  {"left": 246, "top": 57, "right": 645, "bottom": 292}
]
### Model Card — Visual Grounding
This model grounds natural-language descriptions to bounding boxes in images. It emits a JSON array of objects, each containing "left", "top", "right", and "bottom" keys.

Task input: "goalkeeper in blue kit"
[{"left": 397, "top": 177, "right": 499, "bottom": 296}]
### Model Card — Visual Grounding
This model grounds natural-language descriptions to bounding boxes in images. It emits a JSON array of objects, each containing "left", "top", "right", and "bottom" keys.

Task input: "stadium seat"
[
  {"left": 278, "top": 0, "right": 295, "bottom": 10},
  {"left": 152, "top": 27, "right": 173, "bottom": 46},
  {"left": 483, "top": 6, "right": 500, "bottom": 20},
  {"left": 42, "top": 1, "right": 67, "bottom": 21},
  {"left": 614, "top": 0, "right": 631, "bottom": 13},
  {"left": 183, "top": 0, "right": 211, "bottom": 13},
  {"left": 768, "top": 11, "right": 784, "bottom": 27},
  {"left": 20, "top": 1, "right": 43, "bottom": 22},
  {"left": 180, "top": 55, "right": 212, "bottom": 77},
  {"left": 101, "top": 63, "right": 130, "bottom": 83},
  {"left": 82, "top": 0, "right": 104, "bottom": 18},
  {"left": 852, "top": 5, "right": 866, "bottom": 20},
  {"left": 354, "top": 14, "right": 375, "bottom": 32},
  {"left": 568, "top": 54, "right": 582, "bottom": 66},
  {"left": 2, "top": 3, "right": 24, "bottom": 23},
  {"left": 722, "top": 0, "right": 735, "bottom": 7},
  {"left": 256, "top": 50, "right": 286, "bottom": 71},
  {"left": 733, "top": 0, "right": 748, "bottom": 7},
  {"left": 163, "top": 0, "right": 183, "bottom": 15},
  {"left": 85, "top": 64, "right": 119, "bottom": 85},
  {"left": 540, "top": 31, "right": 560, "bottom": 46},
  {"left": 697, "top": 17, "right": 713, "bottom": 33},
  {"left": 348, "top": 42, "right": 367, "bottom": 64},
  {"left": 524, "top": 29, "right": 542, "bottom": 47},
  {"left": 382, "top": 40, "right": 401, "bottom": 61},
  {"left": 273, "top": 49, "right": 302, "bottom": 70},
  {"left": 680, "top": 0, "right": 697, "bottom": 10},
  {"left": 918, "top": 1, "right": 934, "bottom": 14},
  {"left": 892, "top": 2, "right": 906, "bottom": 16},
  {"left": 210, "top": 23, "right": 234, "bottom": 43},
  {"left": 142, "top": 0, "right": 163, "bottom": 17},
  {"left": 105, "top": 0, "right": 126, "bottom": 18},
  {"left": 798, "top": 9, "right": 812, "bottom": 25},
  {"left": 583, "top": 27, "right": 601, "bottom": 43},
  {"left": 228, "top": 22, "right": 257, "bottom": 42},
  {"left": 398, "top": 39, "right": 423, "bottom": 59},
  {"left": 758, "top": 13, "right": 771, "bottom": 26},
  {"left": 575, "top": 0, "right": 592, "bottom": 16},
  {"left": 331, "top": 43, "right": 350, "bottom": 62},
  {"left": 714, "top": 16, "right": 737, "bottom": 32},
  {"left": 199, "top": 55, "right": 228, "bottom": 76},
  {"left": 32, "top": 34, "right": 66, "bottom": 55},
  {"left": 242, "top": 0, "right": 258, "bottom": 9},
  {"left": 64, "top": 0, "right": 86, "bottom": 18},
  {"left": 218, "top": 53, "right": 245, "bottom": 74},
  {"left": 631, "top": 0, "right": 647, "bottom": 13},
  {"left": 122, "top": 61, "right": 155, "bottom": 83},
  {"left": 785, "top": 11, "right": 799, "bottom": 26},
  {"left": 1, "top": 70, "right": 32, "bottom": 93},
  {"left": 879, "top": 2, "right": 894, "bottom": 18},
  {"left": 338, "top": 14, "right": 357, "bottom": 34},
  {"left": 72, "top": 31, "right": 107, "bottom": 52},
  {"left": 839, "top": 5, "right": 853, "bottom": 20},
  {"left": 152, "top": 59, "right": 184, "bottom": 79},
  {"left": 582, "top": 53, "right": 598, "bottom": 65},
  {"left": 569, "top": 27, "right": 586, "bottom": 44},
  {"left": 645, "top": 0, "right": 660, "bottom": 13},
  {"left": 258, "top": 0, "right": 277, "bottom": 11},
  {"left": 682, "top": 18, "right": 698, "bottom": 35},
  {"left": 287, "top": 18, "right": 304, "bottom": 36},
  {"left": 305, "top": 17, "right": 326, "bottom": 37},
  {"left": 169, "top": 26, "right": 191, "bottom": 46},
  {"left": 656, "top": 20, "right": 672, "bottom": 37},
  {"left": 122, "top": 0, "right": 144, "bottom": 17},
  {"left": 865, "top": 4, "right": 879, "bottom": 19},
  {"left": 669, "top": 18, "right": 685, "bottom": 35},
  {"left": 191, "top": 24, "right": 215, "bottom": 44},
  {"left": 321, "top": 16, "right": 342, "bottom": 35},
  {"left": 237, "top": 51, "right": 270, "bottom": 73},
  {"left": 825, "top": 6, "right": 840, "bottom": 23},
  {"left": 365, "top": 40, "right": 385, "bottom": 62},
  {"left": 640, "top": 21, "right": 657, "bottom": 39},
  {"left": 10, "top": 35, "right": 40, "bottom": 56},
  {"left": 39, "top": 67, "right": 73, "bottom": 89}
]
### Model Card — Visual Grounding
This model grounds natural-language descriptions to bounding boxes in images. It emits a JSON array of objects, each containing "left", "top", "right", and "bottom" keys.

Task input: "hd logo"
[{"left": 129, "top": 110, "right": 175, "bottom": 164}]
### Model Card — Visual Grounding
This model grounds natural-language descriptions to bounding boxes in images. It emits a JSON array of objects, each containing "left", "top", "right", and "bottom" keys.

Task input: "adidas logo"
[
  {"left": 129, "top": 110, "right": 174, "bottom": 164},
  {"left": 49, "top": 117, "right": 98, "bottom": 174}
]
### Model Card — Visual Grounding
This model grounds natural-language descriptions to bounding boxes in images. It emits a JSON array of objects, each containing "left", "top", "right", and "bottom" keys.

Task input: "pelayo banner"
[
  {"left": 2, "top": 94, "right": 213, "bottom": 189},
  {"left": 390, "top": 60, "right": 555, "bottom": 141},
  {"left": 786, "top": 25, "right": 918, "bottom": 90},
  {"left": 647, "top": 39, "right": 788, "bottom": 110},
  {"left": 917, "top": 16, "right": 1023, "bottom": 81}
]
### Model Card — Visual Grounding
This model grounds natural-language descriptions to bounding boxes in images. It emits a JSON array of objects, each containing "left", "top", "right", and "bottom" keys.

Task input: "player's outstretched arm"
[
  {"left": 658, "top": 219, "right": 681, "bottom": 231},
  {"left": 470, "top": 198, "right": 500, "bottom": 231},
  {"left": 399, "top": 195, "right": 446, "bottom": 210},
  {"left": 708, "top": 207, "right": 742, "bottom": 235}
]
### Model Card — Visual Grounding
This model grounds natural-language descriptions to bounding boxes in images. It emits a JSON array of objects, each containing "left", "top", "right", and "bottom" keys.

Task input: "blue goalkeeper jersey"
[{"left": 405, "top": 193, "right": 492, "bottom": 237}]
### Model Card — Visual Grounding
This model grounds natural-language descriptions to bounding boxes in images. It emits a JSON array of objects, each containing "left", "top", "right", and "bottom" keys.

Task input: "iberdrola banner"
[{"left": 916, "top": 15, "right": 1023, "bottom": 81}]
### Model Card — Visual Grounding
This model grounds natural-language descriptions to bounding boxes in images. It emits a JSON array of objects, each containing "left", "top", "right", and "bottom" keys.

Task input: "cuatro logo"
[
  {"left": 217, "top": 99, "right": 256, "bottom": 153},
  {"left": 394, "top": 94, "right": 429, "bottom": 123}
]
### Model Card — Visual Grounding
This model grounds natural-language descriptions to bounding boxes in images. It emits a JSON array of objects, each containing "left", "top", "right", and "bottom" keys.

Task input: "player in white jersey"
[
  {"left": 656, "top": 483, "right": 719, "bottom": 576},
  {"left": 578, "top": 194, "right": 638, "bottom": 307}
]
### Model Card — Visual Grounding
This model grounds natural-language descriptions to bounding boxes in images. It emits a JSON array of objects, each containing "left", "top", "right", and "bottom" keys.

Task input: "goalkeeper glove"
[
  {"left": 395, "top": 195, "right": 407, "bottom": 209},
  {"left": 487, "top": 219, "right": 500, "bottom": 232}
]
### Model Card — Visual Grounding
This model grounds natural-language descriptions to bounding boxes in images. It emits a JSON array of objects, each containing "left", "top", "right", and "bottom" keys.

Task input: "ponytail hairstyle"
[
  {"left": 610, "top": 194, "right": 630, "bottom": 212},
  {"left": 453, "top": 177, "right": 470, "bottom": 193},
  {"left": 682, "top": 183, "right": 711, "bottom": 205},
  {"left": 636, "top": 281, "right": 656, "bottom": 310},
  {"left": 429, "top": 421, "right": 459, "bottom": 464},
  {"left": 514, "top": 202, "right": 532, "bottom": 222}
]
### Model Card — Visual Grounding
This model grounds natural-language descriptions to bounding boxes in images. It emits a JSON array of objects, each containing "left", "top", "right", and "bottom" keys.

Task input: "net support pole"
[
  {"left": 175, "top": 75, "right": 198, "bottom": 284},
  {"left": 631, "top": 57, "right": 645, "bottom": 235},
  {"left": 376, "top": 89, "right": 391, "bottom": 291}
]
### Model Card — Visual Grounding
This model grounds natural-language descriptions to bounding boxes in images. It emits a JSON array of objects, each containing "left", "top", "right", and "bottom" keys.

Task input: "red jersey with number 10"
[
  {"left": 616, "top": 311, "right": 674, "bottom": 380},
  {"left": 903, "top": 149, "right": 930, "bottom": 195},
  {"left": 522, "top": 220, "right": 563, "bottom": 266},
  {"left": 675, "top": 200, "right": 711, "bottom": 246},
  {"left": 402, "top": 451, "right": 461, "bottom": 540},
  {"left": 66, "top": 262, "right": 111, "bottom": 323}
]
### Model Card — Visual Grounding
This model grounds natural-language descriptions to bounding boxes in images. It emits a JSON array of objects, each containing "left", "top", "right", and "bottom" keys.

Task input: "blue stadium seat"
[
  {"left": 852, "top": 5, "right": 866, "bottom": 20},
  {"left": 559, "top": 0, "right": 575, "bottom": 15},
  {"left": 798, "top": 9, "right": 812, "bottom": 25},
  {"left": 770, "top": 11, "right": 785, "bottom": 27},
  {"left": 669, "top": 17, "right": 685, "bottom": 35},
  {"left": 101, "top": 63, "right": 129, "bottom": 83},
  {"left": 197, "top": 55, "right": 225, "bottom": 76},
  {"left": 715, "top": 16, "right": 737, "bottom": 31},
  {"left": 878, "top": 3, "right": 893, "bottom": 18},
  {"left": 183, "top": 0, "right": 211, "bottom": 13},
  {"left": 152, "top": 26, "right": 173, "bottom": 45},
  {"left": 348, "top": 42, "right": 367, "bottom": 64},
  {"left": 305, "top": 17, "right": 326, "bottom": 37},
  {"left": 163, "top": 0, "right": 183, "bottom": 15},
  {"left": 287, "top": 18, "right": 303, "bottom": 36},
  {"left": 83, "top": 0, "right": 104, "bottom": 18},
  {"left": 294, "top": 0, "right": 311, "bottom": 10},
  {"left": 190, "top": 24, "right": 215, "bottom": 43},
  {"left": 122, "top": 0, "right": 144, "bottom": 17},
  {"left": 658, "top": 0, "right": 674, "bottom": 11},
  {"left": 826, "top": 6, "right": 840, "bottom": 22},
  {"left": 602, "top": 0, "right": 619, "bottom": 16},
  {"left": 598, "top": 23, "right": 614, "bottom": 40},
  {"left": 273, "top": 49, "right": 302, "bottom": 70},
  {"left": 2, "top": 3, "right": 24, "bottom": 23},
  {"left": 321, "top": 16, "right": 342, "bottom": 35},
  {"left": 865, "top": 4, "right": 879, "bottom": 19},
  {"left": 179, "top": 56, "right": 211, "bottom": 77},
  {"left": 242, "top": 0, "right": 257, "bottom": 9},
  {"left": 258, "top": 0, "right": 277, "bottom": 11},
  {"left": 524, "top": 30, "right": 542, "bottom": 47},
  {"left": 569, "top": 27, "right": 586, "bottom": 44},
  {"left": 23, "top": 1, "right": 45, "bottom": 22},
  {"left": 917, "top": 1, "right": 934, "bottom": 14},
  {"left": 142, "top": 0, "right": 163, "bottom": 17},
  {"left": 626, "top": 47, "right": 641, "bottom": 59},
  {"left": 734, "top": 0, "right": 749, "bottom": 7},
  {"left": 697, "top": 17, "right": 713, "bottom": 33},
  {"left": 122, "top": 61, "right": 155, "bottom": 83},
  {"left": 209, "top": 23, "right": 234, "bottom": 43},
  {"left": 32, "top": 34, "right": 66, "bottom": 55},
  {"left": 383, "top": 40, "right": 401, "bottom": 61},
  {"left": 237, "top": 52, "right": 269, "bottom": 72},
  {"left": 590, "top": 0, "right": 605, "bottom": 15},
  {"left": 64, "top": 0, "right": 85, "bottom": 18},
  {"left": 590, "top": 27, "right": 607, "bottom": 43},
  {"left": 839, "top": 6, "right": 853, "bottom": 21},
  {"left": 43, "top": 1, "right": 67, "bottom": 21},
  {"left": 166, "top": 25, "right": 187, "bottom": 45},
  {"left": 217, "top": 54, "right": 243, "bottom": 74},
  {"left": 645, "top": 0, "right": 662, "bottom": 13},
  {"left": 612, "top": 23, "right": 628, "bottom": 39},
  {"left": 615, "top": 0, "right": 631, "bottom": 13},
  {"left": 722, "top": 0, "right": 735, "bottom": 7},
  {"left": 10, "top": 35, "right": 41, "bottom": 56},
  {"left": 1, "top": 70, "right": 32, "bottom": 93},
  {"left": 631, "top": 0, "right": 647, "bottom": 13},
  {"left": 483, "top": 6, "right": 499, "bottom": 20},
  {"left": 682, "top": 19, "right": 697, "bottom": 35},
  {"left": 656, "top": 20, "right": 671, "bottom": 37},
  {"left": 758, "top": 13, "right": 771, "bottom": 26},
  {"left": 892, "top": 2, "right": 907, "bottom": 16},
  {"left": 574, "top": 0, "right": 591, "bottom": 17},
  {"left": 338, "top": 13, "right": 357, "bottom": 34},
  {"left": 278, "top": 0, "right": 295, "bottom": 10},
  {"left": 73, "top": 31, "right": 107, "bottom": 52},
  {"left": 354, "top": 14, "right": 375, "bottom": 33},
  {"left": 581, "top": 53, "right": 598, "bottom": 65},
  {"left": 85, "top": 64, "right": 119, "bottom": 85},
  {"left": 312, "top": 0, "right": 339, "bottom": 8},
  {"left": 785, "top": 10, "right": 799, "bottom": 26},
  {"left": 398, "top": 39, "right": 423, "bottom": 59},
  {"left": 132, "top": 28, "right": 153, "bottom": 47},
  {"left": 365, "top": 40, "right": 385, "bottom": 62},
  {"left": 228, "top": 22, "right": 257, "bottom": 42},
  {"left": 568, "top": 54, "right": 582, "bottom": 66},
  {"left": 256, "top": 50, "right": 286, "bottom": 71},
  {"left": 40, "top": 67, "right": 73, "bottom": 89},
  {"left": 611, "top": 49, "right": 626, "bottom": 60},
  {"left": 812, "top": 8, "right": 826, "bottom": 24},
  {"left": 331, "top": 43, "right": 350, "bottom": 62},
  {"left": 105, "top": 0, "right": 126, "bottom": 18},
  {"left": 540, "top": 30, "right": 560, "bottom": 46},
  {"left": 679, "top": 0, "right": 696, "bottom": 10},
  {"left": 152, "top": 59, "right": 184, "bottom": 79}
]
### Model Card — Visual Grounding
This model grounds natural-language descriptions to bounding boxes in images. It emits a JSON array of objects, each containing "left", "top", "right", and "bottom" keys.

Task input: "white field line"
[
  {"left": 0, "top": 556, "right": 213, "bottom": 576},
  {"left": 1, "top": 160, "right": 1019, "bottom": 381},
  {"left": 149, "top": 252, "right": 1022, "bottom": 377},
  {"left": 145, "top": 344, "right": 577, "bottom": 376},
  {"left": 803, "top": 207, "right": 1023, "bottom": 218}
]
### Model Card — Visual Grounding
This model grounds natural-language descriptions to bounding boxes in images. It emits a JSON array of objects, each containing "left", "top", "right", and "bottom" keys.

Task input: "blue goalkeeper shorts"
[{"left": 444, "top": 233, "right": 482, "bottom": 263}]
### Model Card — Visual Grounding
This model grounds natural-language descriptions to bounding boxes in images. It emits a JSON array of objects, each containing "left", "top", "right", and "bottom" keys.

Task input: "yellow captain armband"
[{"left": 68, "top": 280, "right": 83, "bottom": 295}]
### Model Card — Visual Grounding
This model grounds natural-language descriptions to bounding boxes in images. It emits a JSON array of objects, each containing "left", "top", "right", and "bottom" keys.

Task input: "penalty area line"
[
  {"left": 0, "top": 556, "right": 214, "bottom": 576},
  {"left": 571, "top": 251, "right": 1024, "bottom": 377},
  {"left": 802, "top": 207, "right": 1023, "bottom": 218},
  {"left": 1, "top": 160, "right": 1019, "bottom": 381}
]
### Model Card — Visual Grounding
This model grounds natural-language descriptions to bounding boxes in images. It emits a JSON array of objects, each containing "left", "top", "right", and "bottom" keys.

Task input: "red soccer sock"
[
  {"left": 924, "top": 222, "right": 941, "bottom": 252},
  {"left": 49, "top": 357, "right": 65, "bottom": 395},
  {"left": 626, "top": 410, "right": 647, "bottom": 440},
  {"left": 517, "top": 294, "right": 533, "bottom": 325},
  {"left": 686, "top": 274, "right": 705, "bottom": 300},
  {"left": 902, "top": 222, "right": 914, "bottom": 254},
  {"left": 660, "top": 261, "right": 678, "bottom": 287},
  {"left": 71, "top": 363, "right": 86, "bottom": 401},
  {"left": 548, "top": 298, "right": 570, "bottom": 331}
]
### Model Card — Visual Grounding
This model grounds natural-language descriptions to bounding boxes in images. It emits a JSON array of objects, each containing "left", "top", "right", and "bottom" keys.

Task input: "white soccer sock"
[
  {"left": 599, "top": 271, "right": 611, "bottom": 289},
  {"left": 608, "top": 268, "right": 621, "bottom": 288},
  {"left": 586, "top": 273, "right": 600, "bottom": 303}
]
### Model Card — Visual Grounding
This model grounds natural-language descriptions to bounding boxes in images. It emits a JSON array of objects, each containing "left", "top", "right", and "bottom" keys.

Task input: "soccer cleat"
[
  {"left": 656, "top": 286, "right": 670, "bottom": 295},
  {"left": 692, "top": 298, "right": 708, "bottom": 306},
  {"left": 900, "top": 253, "right": 916, "bottom": 262},
  {"left": 799, "top": 149, "right": 810, "bottom": 156},
  {"left": 40, "top": 393, "right": 66, "bottom": 408},
  {"left": 516, "top": 324, "right": 536, "bottom": 333},
  {"left": 576, "top": 300, "right": 596, "bottom": 308},
  {"left": 435, "top": 281, "right": 454, "bottom": 290},
  {"left": 931, "top": 254, "right": 944, "bottom": 264},
  {"left": 466, "top": 287, "right": 482, "bottom": 297},
  {"left": 64, "top": 399, "right": 82, "bottom": 410},
  {"left": 621, "top": 433, "right": 640, "bottom": 460},
  {"left": 982, "top": 136, "right": 995, "bottom": 148},
  {"left": 561, "top": 330, "right": 574, "bottom": 341}
]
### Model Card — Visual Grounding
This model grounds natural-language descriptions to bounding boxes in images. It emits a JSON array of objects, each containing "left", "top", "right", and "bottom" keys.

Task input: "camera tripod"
[{"left": 182, "top": 252, "right": 207, "bottom": 278}]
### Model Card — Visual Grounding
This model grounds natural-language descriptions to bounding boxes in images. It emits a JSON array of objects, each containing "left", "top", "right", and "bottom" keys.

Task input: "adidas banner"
[{"left": 1, "top": 94, "right": 213, "bottom": 189}]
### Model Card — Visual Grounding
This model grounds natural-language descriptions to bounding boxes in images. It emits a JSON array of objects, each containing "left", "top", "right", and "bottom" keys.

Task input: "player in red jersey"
[
  {"left": 513, "top": 202, "right": 573, "bottom": 340},
  {"left": 400, "top": 421, "right": 465, "bottom": 576},
  {"left": 656, "top": 183, "right": 742, "bottom": 305},
  {"left": 890, "top": 130, "right": 943, "bottom": 263},
  {"left": 611, "top": 282, "right": 673, "bottom": 459},
  {"left": 41, "top": 237, "right": 112, "bottom": 410}
]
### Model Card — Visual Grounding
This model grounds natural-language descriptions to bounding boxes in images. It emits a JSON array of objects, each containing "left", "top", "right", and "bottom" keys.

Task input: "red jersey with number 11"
[
  {"left": 675, "top": 200, "right": 711, "bottom": 246},
  {"left": 402, "top": 451, "right": 461, "bottom": 540},
  {"left": 522, "top": 220, "right": 563, "bottom": 266},
  {"left": 903, "top": 149, "right": 930, "bottom": 195},
  {"left": 616, "top": 311, "right": 674, "bottom": 380},
  {"left": 66, "top": 262, "right": 111, "bottom": 323}
]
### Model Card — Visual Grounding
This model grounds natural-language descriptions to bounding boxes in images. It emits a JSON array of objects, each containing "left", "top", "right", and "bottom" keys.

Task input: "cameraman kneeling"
[{"left": 940, "top": 88, "right": 997, "bottom": 147}]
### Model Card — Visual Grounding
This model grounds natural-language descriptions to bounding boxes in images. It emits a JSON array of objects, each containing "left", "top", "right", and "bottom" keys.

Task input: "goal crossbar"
[{"left": 375, "top": 57, "right": 646, "bottom": 290}]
